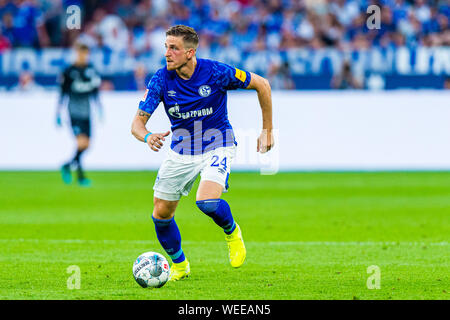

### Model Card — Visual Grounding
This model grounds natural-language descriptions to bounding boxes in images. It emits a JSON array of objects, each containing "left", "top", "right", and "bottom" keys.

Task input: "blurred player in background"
[
  {"left": 56, "top": 43, "right": 102, "bottom": 186},
  {"left": 131, "top": 25, "right": 274, "bottom": 281},
  {"left": 331, "top": 60, "right": 363, "bottom": 90}
]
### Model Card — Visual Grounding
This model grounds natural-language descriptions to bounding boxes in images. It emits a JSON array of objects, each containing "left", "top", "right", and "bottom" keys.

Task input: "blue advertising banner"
[{"left": 0, "top": 47, "right": 449, "bottom": 90}]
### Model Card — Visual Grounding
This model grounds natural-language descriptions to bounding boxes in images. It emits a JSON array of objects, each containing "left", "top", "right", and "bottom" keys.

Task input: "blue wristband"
[{"left": 144, "top": 132, "right": 152, "bottom": 143}]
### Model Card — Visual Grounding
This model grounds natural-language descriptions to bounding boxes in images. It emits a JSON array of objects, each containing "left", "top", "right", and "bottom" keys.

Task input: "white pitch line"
[
  {"left": 0, "top": 239, "right": 448, "bottom": 246},
  {"left": 266, "top": 241, "right": 449, "bottom": 246}
]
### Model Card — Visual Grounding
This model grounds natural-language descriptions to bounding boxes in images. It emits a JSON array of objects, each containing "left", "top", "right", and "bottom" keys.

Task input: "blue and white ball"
[{"left": 133, "top": 252, "right": 170, "bottom": 288}]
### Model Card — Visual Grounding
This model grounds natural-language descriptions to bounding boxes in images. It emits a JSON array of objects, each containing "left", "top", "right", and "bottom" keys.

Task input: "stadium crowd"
[
  {"left": 0, "top": 0, "right": 449, "bottom": 53},
  {"left": 0, "top": 0, "right": 449, "bottom": 91}
]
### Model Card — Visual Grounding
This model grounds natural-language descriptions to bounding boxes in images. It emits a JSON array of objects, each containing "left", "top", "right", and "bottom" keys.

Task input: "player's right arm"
[
  {"left": 131, "top": 109, "right": 170, "bottom": 152},
  {"left": 131, "top": 69, "right": 170, "bottom": 152},
  {"left": 131, "top": 109, "right": 151, "bottom": 142},
  {"left": 56, "top": 68, "right": 70, "bottom": 127}
]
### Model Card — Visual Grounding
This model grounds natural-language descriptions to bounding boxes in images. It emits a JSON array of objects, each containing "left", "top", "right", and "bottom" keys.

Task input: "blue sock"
[
  {"left": 152, "top": 216, "right": 185, "bottom": 263},
  {"left": 196, "top": 199, "right": 236, "bottom": 235}
]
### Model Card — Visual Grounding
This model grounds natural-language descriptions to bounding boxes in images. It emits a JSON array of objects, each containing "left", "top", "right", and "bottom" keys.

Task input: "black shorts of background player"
[{"left": 56, "top": 42, "right": 102, "bottom": 186}]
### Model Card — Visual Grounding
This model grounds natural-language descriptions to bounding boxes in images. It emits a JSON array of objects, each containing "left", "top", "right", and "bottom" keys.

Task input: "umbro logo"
[{"left": 168, "top": 90, "right": 176, "bottom": 97}]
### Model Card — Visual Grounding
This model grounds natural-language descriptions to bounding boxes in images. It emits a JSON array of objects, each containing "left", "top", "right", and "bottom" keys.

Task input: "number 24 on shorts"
[{"left": 210, "top": 155, "right": 227, "bottom": 170}]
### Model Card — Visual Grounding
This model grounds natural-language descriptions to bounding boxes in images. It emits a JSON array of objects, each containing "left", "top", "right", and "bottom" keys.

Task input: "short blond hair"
[{"left": 166, "top": 25, "right": 199, "bottom": 49}]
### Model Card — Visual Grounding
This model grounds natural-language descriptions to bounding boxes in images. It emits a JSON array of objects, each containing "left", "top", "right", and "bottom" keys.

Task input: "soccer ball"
[{"left": 133, "top": 252, "right": 170, "bottom": 288}]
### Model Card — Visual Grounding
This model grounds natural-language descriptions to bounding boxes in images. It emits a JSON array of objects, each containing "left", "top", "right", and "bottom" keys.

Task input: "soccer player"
[
  {"left": 131, "top": 25, "right": 274, "bottom": 281},
  {"left": 56, "top": 43, "right": 102, "bottom": 186}
]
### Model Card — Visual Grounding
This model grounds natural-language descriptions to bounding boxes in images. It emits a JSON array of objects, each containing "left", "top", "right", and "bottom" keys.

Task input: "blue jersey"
[{"left": 138, "top": 58, "right": 251, "bottom": 155}]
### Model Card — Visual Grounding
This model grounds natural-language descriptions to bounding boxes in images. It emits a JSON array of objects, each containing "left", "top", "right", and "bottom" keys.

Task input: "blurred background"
[
  {"left": 0, "top": 0, "right": 449, "bottom": 90},
  {"left": 0, "top": 0, "right": 449, "bottom": 170}
]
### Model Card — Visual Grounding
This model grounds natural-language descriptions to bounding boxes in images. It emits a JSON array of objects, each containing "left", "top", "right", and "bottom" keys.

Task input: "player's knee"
[
  {"left": 152, "top": 207, "right": 174, "bottom": 220},
  {"left": 153, "top": 197, "right": 176, "bottom": 220},
  {"left": 77, "top": 136, "right": 90, "bottom": 150},
  {"left": 79, "top": 143, "right": 89, "bottom": 151},
  {"left": 152, "top": 209, "right": 173, "bottom": 220},
  {"left": 196, "top": 199, "right": 220, "bottom": 215}
]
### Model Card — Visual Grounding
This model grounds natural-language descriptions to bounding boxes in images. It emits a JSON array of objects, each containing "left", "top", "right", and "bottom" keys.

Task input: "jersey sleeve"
[
  {"left": 58, "top": 67, "right": 70, "bottom": 104},
  {"left": 89, "top": 68, "right": 101, "bottom": 97},
  {"left": 59, "top": 68, "right": 70, "bottom": 95},
  {"left": 138, "top": 68, "right": 164, "bottom": 114},
  {"left": 212, "top": 61, "right": 252, "bottom": 91}
]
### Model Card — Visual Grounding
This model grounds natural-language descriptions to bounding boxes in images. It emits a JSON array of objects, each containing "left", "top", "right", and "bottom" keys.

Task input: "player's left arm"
[{"left": 245, "top": 72, "right": 274, "bottom": 153}]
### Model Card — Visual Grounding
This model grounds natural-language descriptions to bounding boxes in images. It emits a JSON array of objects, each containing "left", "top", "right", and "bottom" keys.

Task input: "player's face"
[
  {"left": 76, "top": 48, "right": 89, "bottom": 65},
  {"left": 164, "top": 36, "right": 193, "bottom": 70}
]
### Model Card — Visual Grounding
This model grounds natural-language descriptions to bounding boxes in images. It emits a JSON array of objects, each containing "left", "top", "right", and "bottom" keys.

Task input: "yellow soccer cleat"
[
  {"left": 168, "top": 259, "right": 190, "bottom": 281},
  {"left": 225, "top": 223, "right": 246, "bottom": 268}
]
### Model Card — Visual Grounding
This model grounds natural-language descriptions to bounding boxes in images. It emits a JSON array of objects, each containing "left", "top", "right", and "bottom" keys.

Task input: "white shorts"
[{"left": 153, "top": 146, "right": 237, "bottom": 201}]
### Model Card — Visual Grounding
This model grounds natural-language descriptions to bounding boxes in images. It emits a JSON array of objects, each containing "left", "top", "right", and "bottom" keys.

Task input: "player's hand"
[
  {"left": 257, "top": 129, "right": 274, "bottom": 153},
  {"left": 56, "top": 113, "right": 62, "bottom": 127},
  {"left": 147, "top": 131, "right": 170, "bottom": 152}
]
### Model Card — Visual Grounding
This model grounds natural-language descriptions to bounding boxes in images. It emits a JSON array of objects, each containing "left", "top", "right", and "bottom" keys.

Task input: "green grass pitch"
[{"left": 0, "top": 171, "right": 448, "bottom": 300}]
